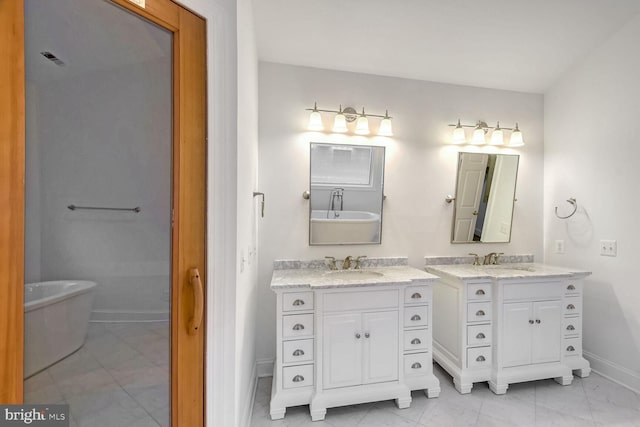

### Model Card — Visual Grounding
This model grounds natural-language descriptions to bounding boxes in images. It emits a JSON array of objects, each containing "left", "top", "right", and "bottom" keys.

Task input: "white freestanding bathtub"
[
  {"left": 24, "top": 280, "right": 96, "bottom": 378},
  {"left": 310, "top": 210, "right": 381, "bottom": 244}
]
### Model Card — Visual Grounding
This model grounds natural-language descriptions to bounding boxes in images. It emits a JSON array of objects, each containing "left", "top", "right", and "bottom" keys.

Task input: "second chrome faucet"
[{"left": 325, "top": 255, "right": 367, "bottom": 270}]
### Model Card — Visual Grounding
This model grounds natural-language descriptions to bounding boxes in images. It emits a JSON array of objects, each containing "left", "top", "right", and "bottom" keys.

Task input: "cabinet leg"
[
  {"left": 310, "top": 407, "right": 326, "bottom": 422},
  {"left": 453, "top": 379, "right": 473, "bottom": 394},
  {"left": 554, "top": 375, "right": 573, "bottom": 386},
  {"left": 488, "top": 381, "right": 508, "bottom": 395},
  {"left": 574, "top": 367, "right": 591, "bottom": 378},
  {"left": 395, "top": 396, "right": 411, "bottom": 409},
  {"left": 269, "top": 407, "right": 286, "bottom": 420},
  {"left": 425, "top": 386, "right": 441, "bottom": 399}
]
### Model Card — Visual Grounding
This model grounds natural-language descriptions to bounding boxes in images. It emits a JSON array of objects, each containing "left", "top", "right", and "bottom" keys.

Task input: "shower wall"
[{"left": 25, "top": 57, "right": 172, "bottom": 321}]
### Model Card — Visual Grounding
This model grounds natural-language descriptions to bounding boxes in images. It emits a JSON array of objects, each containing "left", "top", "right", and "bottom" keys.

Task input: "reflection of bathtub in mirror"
[{"left": 310, "top": 210, "right": 381, "bottom": 245}]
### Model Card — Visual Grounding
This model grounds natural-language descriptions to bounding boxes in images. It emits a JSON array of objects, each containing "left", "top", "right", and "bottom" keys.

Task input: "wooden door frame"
[{"left": 0, "top": 1, "right": 207, "bottom": 426}]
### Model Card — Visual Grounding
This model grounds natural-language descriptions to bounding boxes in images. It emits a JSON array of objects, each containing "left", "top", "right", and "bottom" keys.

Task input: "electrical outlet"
[
  {"left": 240, "top": 249, "right": 245, "bottom": 272},
  {"left": 600, "top": 240, "right": 617, "bottom": 257},
  {"left": 554, "top": 240, "right": 565, "bottom": 254}
]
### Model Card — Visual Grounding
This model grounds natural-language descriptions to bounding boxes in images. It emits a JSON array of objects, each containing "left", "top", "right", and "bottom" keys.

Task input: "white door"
[
  {"left": 362, "top": 311, "right": 399, "bottom": 384},
  {"left": 502, "top": 302, "right": 533, "bottom": 368},
  {"left": 453, "top": 153, "right": 488, "bottom": 242},
  {"left": 531, "top": 301, "right": 562, "bottom": 364},
  {"left": 323, "top": 313, "right": 363, "bottom": 389}
]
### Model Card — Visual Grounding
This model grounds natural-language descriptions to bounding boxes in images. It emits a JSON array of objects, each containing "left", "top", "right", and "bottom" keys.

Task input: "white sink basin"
[
  {"left": 482, "top": 264, "right": 537, "bottom": 272},
  {"left": 325, "top": 270, "right": 384, "bottom": 280}
]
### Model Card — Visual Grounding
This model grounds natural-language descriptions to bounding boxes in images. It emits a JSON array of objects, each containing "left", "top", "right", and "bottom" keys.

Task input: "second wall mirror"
[
  {"left": 451, "top": 152, "right": 519, "bottom": 243},
  {"left": 309, "top": 142, "right": 385, "bottom": 245}
]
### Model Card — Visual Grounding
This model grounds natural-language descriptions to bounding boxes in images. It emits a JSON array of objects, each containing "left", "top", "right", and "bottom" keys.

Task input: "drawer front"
[
  {"left": 564, "top": 298, "right": 581, "bottom": 316},
  {"left": 282, "top": 364, "right": 314, "bottom": 389},
  {"left": 403, "top": 329, "right": 429, "bottom": 352},
  {"left": 467, "top": 324, "right": 492, "bottom": 346},
  {"left": 467, "top": 302, "right": 492, "bottom": 323},
  {"left": 324, "top": 289, "right": 398, "bottom": 312},
  {"left": 282, "top": 313, "right": 314, "bottom": 339},
  {"left": 563, "top": 338, "right": 582, "bottom": 357},
  {"left": 404, "top": 305, "right": 429, "bottom": 327},
  {"left": 503, "top": 282, "right": 563, "bottom": 301},
  {"left": 283, "top": 292, "right": 314, "bottom": 312},
  {"left": 283, "top": 339, "right": 314, "bottom": 364},
  {"left": 404, "top": 352, "right": 431, "bottom": 377},
  {"left": 563, "top": 281, "right": 582, "bottom": 296},
  {"left": 468, "top": 283, "right": 492, "bottom": 301},
  {"left": 467, "top": 346, "right": 492, "bottom": 369},
  {"left": 404, "top": 286, "right": 430, "bottom": 304},
  {"left": 562, "top": 317, "right": 581, "bottom": 337}
]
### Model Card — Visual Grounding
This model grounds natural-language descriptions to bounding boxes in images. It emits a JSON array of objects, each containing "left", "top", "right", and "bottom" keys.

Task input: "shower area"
[{"left": 23, "top": 1, "right": 172, "bottom": 426}]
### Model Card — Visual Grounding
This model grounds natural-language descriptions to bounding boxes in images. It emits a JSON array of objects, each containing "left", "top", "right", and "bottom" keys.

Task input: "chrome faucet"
[
  {"left": 494, "top": 252, "right": 504, "bottom": 265},
  {"left": 328, "top": 188, "right": 344, "bottom": 217},
  {"left": 483, "top": 252, "right": 497, "bottom": 265},
  {"left": 342, "top": 255, "right": 353, "bottom": 270},
  {"left": 325, "top": 256, "right": 338, "bottom": 270},
  {"left": 469, "top": 253, "right": 481, "bottom": 266},
  {"left": 354, "top": 256, "right": 367, "bottom": 269}
]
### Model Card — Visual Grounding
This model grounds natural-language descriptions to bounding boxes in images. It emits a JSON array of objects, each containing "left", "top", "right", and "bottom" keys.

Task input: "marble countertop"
[
  {"left": 425, "top": 263, "right": 591, "bottom": 281},
  {"left": 271, "top": 265, "right": 438, "bottom": 290}
]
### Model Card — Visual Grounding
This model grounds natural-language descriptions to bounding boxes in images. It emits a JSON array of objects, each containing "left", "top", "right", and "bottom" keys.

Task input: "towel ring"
[{"left": 555, "top": 198, "right": 577, "bottom": 219}]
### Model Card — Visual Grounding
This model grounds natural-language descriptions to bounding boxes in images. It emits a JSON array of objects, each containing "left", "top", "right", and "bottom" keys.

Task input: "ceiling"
[{"left": 253, "top": 0, "right": 640, "bottom": 93}]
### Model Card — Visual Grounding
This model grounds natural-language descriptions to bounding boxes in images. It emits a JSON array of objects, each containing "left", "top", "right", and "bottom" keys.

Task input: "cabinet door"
[
  {"left": 323, "top": 313, "right": 362, "bottom": 389},
  {"left": 531, "top": 300, "right": 562, "bottom": 364},
  {"left": 362, "top": 311, "right": 399, "bottom": 384},
  {"left": 502, "top": 302, "right": 533, "bottom": 368}
]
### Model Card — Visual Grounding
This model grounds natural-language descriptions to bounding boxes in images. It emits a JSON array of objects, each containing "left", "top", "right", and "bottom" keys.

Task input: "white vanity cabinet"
[
  {"left": 427, "top": 263, "right": 591, "bottom": 395},
  {"left": 270, "top": 265, "right": 440, "bottom": 421}
]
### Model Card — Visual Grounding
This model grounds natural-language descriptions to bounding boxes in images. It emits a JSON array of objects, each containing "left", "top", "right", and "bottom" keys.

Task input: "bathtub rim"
[{"left": 24, "top": 280, "right": 96, "bottom": 313}]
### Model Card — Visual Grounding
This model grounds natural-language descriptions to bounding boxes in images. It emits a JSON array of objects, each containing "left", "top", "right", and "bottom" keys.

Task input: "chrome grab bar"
[{"left": 68, "top": 204, "right": 140, "bottom": 213}]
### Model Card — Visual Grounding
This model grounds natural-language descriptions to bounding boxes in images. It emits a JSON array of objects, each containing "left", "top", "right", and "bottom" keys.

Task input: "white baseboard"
[
  {"left": 241, "top": 361, "right": 259, "bottom": 427},
  {"left": 256, "top": 358, "right": 275, "bottom": 378},
  {"left": 584, "top": 350, "right": 640, "bottom": 394}
]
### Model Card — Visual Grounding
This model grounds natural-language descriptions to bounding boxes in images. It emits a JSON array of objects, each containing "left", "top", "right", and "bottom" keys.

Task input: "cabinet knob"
[
  {"left": 411, "top": 338, "right": 422, "bottom": 345},
  {"left": 355, "top": 333, "right": 361, "bottom": 339},
  {"left": 411, "top": 314, "right": 421, "bottom": 321},
  {"left": 567, "top": 284, "right": 576, "bottom": 291},
  {"left": 566, "top": 345, "right": 575, "bottom": 352},
  {"left": 476, "top": 355, "right": 486, "bottom": 362},
  {"left": 529, "top": 319, "right": 534, "bottom": 324},
  {"left": 292, "top": 299, "right": 305, "bottom": 306},
  {"left": 411, "top": 293, "right": 422, "bottom": 299},
  {"left": 364, "top": 332, "right": 370, "bottom": 338},
  {"left": 567, "top": 304, "right": 576, "bottom": 310},
  {"left": 411, "top": 362, "right": 422, "bottom": 369},
  {"left": 566, "top": 325, "right": 575, "bottom": 331},
  {"left": 476, "top": 333, "right": 486, "bottom": 339},
  {"left": 292, "top": 349, "right": 304, "bottom": 357},
  {"left": 292, "top": 375, "right": 304, "bottom": 383},
  {"left": 535, "top": 319, "right": 541, "bottom": 324},
  {"left": 476, "top": 310, "right": 485, "bottom": 317},
  {"left": 292, "top": 323, "right": 305, "bottom": 331},
  {"left": 475, "top": 289, "right": 485, "bottom": 296}
]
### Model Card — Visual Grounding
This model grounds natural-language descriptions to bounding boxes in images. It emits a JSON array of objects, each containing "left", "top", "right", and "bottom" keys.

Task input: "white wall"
[
  {"left": 24, "top": 82, "right": 40, "bottom": 283},
  {"left": 257, "top": 62, "right": 545, "bottom": 363},
  {"left": 544, "top": 13, "right": 640, "bottom": 392}
]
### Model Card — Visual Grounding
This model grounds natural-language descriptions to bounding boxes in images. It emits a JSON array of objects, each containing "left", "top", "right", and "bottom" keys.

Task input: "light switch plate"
[{"left": 600, "top": 240, "right": 617, "bottom": 257}]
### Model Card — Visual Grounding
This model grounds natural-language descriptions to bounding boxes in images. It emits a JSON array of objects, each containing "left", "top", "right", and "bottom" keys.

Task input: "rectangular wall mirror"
[
  {"left": 452, "top": 152, "right": 519, "bottom": 243},
  {"left": 309, "top": 142, "right": 385, "bottom": 245}
]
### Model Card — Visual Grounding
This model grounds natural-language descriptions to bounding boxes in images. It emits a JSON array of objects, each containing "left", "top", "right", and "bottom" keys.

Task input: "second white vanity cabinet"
[{"left": 270, "top": 263, "right": 440, "bottom": 421}]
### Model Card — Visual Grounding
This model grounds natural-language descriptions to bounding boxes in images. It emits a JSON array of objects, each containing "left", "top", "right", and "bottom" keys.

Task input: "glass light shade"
[
  {"left": 472, "top": 126, "right": 486, "bottom": 145},
  {"left": 490, "top": 127, "right": 504, "bottom": 145},
  {"left": 332, "top": 113, "right": 348, "bottom": 133},
  {"left": 308, "top": 111, "right": 323, "bottom": 131},
  {"left": 452, "top": 120, "right": 466, "bottom": 144},
  {"left": 355, "top": 115, "right": 370, "bottom": 135},
  {"left": 378, "top": 117, "right": 393, "bottom": 136},
  {"left": 509, "top": 123, "right": 524, "bottom": 147}
]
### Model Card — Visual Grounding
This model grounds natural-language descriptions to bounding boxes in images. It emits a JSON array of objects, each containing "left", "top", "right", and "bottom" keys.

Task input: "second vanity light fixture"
[
  {"left": 307, "top": 102, "right": 393, "bottom": 136},
  {"left": 450, "top": 119, "right": 524, "bottom": 147}
]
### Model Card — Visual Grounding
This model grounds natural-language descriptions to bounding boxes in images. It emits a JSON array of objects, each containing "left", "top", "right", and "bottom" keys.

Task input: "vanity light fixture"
[
  {"left": 449, "top": 119, "right": 525, "bottom": 147},
  {"left": 306, "top": 102, "right": 393, "bottom": 136}
]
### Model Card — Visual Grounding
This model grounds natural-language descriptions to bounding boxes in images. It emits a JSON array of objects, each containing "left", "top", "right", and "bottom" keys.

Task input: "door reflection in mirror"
[
  {"left": 452, "top": 153, "right": 519, "bottom": 243},
  {"left": 309, "top": 143, "right": 385, "bottom": 245}
]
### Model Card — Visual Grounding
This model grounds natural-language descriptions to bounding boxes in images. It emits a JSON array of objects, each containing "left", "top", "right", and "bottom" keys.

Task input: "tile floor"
[
  {"left": 251, "top": 363, "right": 640, "bottom": 427},
  {"left": 24, "top": 322, "right": 170, "bottom": 427}
]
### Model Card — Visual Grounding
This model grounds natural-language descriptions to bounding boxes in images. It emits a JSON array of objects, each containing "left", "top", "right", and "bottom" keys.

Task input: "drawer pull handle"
[
  {"left": 536, "top": 319, "right": 541, "bottom": 324},
  {"left": 355, "top": 333, "right": 361, "bottom": 339},
  {"left": 476, "top": 355, "right": 486, "bottom": 362},
  {"left": 292, "top": 375, "right": 305, "bottom": 382},
  {"left": 292, "top": 323, "right": 305, "bottom": 331},
  {"left": 567, "top": 284, "right": 576, "bottom": 291},
  {"left": 476, "top": 333, "right": 486, "bottom": 339},
  {"left": 411, "top": 338, "right": 422, "bottom": 345},
  {"left": 566, "top": 345, "right": 575, "bottom": 352},
  {"left": 292, "top": 299, "right": 305, "bottom": 306},
  {"left": 365, "top": 332, "right": 370, "bottom": 338},
  {"left": 566, "top": 325, "right": 575, "bottom": 331},
  {"left": 292, "top": 349, "right": 304, "bottom": 356},
  {"left": 529, "top": 320, "right": 534, "bottom": 324},
  {"left": 411, "top": 292, "right": 422, "bottom": 299},
  {"left": 411, "top": 314, "right": 421, "bottom": 321},
  {"left": 411, "top": 362, "right": 422, "bottom": 369},
  {"left": 476, "top": 310, "right": 485, "bottom": 316},
  {"left": 567, "top": 304, "right": 576, "bottom": 310},
  {"left": 475, "top": 289, "right": 485, "bottom": 296}
]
